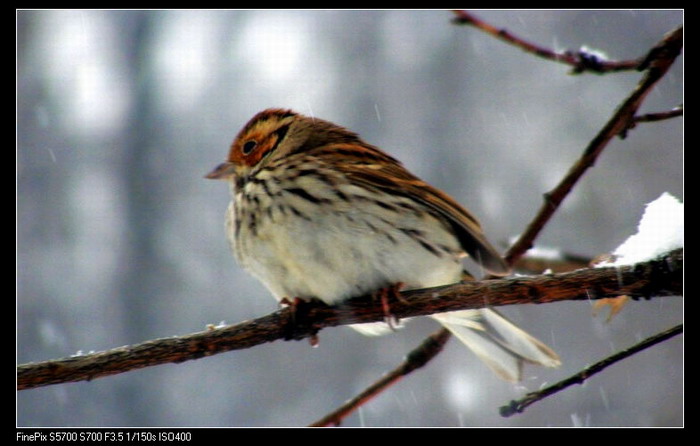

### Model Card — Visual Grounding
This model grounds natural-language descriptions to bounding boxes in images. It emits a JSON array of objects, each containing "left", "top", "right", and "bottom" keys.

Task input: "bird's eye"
[{"left": 242, "top": 140, "right": 257, "bottom": 155}]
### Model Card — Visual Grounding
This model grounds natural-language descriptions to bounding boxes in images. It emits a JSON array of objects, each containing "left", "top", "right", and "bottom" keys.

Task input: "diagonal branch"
[
  {"left": 451, "top": 10, "right": 643, "bottom": 74},
  {"left": 17, "top": 249, "right": 682, "bottom": 391},
  {"left": 505, "top": 25, "right": 682, "bottom": 266},
  {"left": 308, "top": 328, "right": 452, "bottom": 427},
  {"left": 500, "top": 324, "right": 683, "bottom": 417}
]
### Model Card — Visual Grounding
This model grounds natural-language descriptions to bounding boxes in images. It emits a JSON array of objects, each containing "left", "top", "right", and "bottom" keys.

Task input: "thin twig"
[
  {"left": 634, "top": 105, "right": 683, "bottom": 124},
  {"left": 308, "top": 329, "right": 452, "bottom": 427},
  {"left": 622, "top": 106, "right": 684, "bottom": 136},
  {"left": 500, "top": 324, "right": 683, "bottom": 417},
  {"left": 17, "top": 249, "right": 682, "bottom": 390},
  {"left": 451, "top": 10, "right": 642, "bottom": 74}
]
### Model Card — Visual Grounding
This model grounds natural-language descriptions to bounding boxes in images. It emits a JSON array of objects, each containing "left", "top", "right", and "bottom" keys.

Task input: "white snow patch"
[
  {"left": 527, "top": 245, "right": 563, "bottom": 260},
  {"left": 606, "top": 193, "right": 683, "bottom": 266},
  {"left": 508, "top": 237, "right": 563, "bottom": 260},
  {"left": 579, "top": 45, "right": 610, "bottom": 62}
]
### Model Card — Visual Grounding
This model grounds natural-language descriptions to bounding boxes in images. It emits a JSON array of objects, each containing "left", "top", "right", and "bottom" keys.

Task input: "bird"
[{"left": 206, "top": 108, "right": 560, "bottom": 381}]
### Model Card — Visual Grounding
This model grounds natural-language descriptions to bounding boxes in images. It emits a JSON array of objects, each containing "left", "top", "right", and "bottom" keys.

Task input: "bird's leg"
[
  {"left": 280, "top": 297, "right": 320, "bottom": 346},
  {"left": 372, "top": 282, "right": 405, "bottom": 330}
]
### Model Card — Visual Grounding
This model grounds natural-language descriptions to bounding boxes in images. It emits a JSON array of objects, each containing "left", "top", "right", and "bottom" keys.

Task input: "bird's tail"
[{"left": 431, "top": 308, "right": 561, "bottom": 382}]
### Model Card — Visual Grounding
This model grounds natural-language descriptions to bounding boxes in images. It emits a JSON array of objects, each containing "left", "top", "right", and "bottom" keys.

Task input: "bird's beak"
[{"left": 205, "top": 162, "right": 236, "bottom": 180}]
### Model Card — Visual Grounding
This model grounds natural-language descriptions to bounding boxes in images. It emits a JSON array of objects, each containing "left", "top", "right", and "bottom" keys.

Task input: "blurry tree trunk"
[{"left": 115, "top": 11, "right": 163, "bottom": 426}]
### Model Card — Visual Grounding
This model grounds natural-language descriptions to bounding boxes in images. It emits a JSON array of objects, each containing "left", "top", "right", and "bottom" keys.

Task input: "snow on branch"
[
  {"left": 451, "top": 10, "right": 644, "bottom": 74},
  {"left": 604, "top": 193, "right": 683, "bottom": 267}
]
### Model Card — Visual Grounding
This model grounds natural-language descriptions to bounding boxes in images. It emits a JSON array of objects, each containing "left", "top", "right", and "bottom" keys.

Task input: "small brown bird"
[{"left": 207, "top": 108, "right": 560, "bottom": 381}]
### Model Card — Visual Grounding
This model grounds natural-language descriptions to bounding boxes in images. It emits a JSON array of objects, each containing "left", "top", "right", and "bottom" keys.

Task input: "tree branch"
[
  {"left": 505, "top": 25, "right": 682, "bottom": 265},
  {"left": 634, "top": 105, "right": 683, "bottom": 123},
  {"left": 451, "top": 10, "right": 643, "bottom": 74},
  {"left": 500, "top": 324, "right": 683, "bottom": 417},
  {"left": 17, "top": 249, "right": 682, "bottom": 391}
]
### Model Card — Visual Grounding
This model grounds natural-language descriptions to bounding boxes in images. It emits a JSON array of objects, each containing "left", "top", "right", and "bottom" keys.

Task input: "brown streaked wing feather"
[{"left": 330, "top": 144, "right": 511, "bottom": 276}]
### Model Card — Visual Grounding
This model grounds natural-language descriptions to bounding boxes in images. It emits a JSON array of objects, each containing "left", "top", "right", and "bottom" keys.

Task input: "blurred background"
[{"left": 17, "top": 10, "right": 682, "bottom": 427}]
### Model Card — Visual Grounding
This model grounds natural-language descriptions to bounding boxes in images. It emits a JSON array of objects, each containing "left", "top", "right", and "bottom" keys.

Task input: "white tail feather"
[
  {"left": 349, "top": 309, "right": 560, "bottom": 382},
  {"left": 433, "top": 309, "right": 561, "bottom": 381}
]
